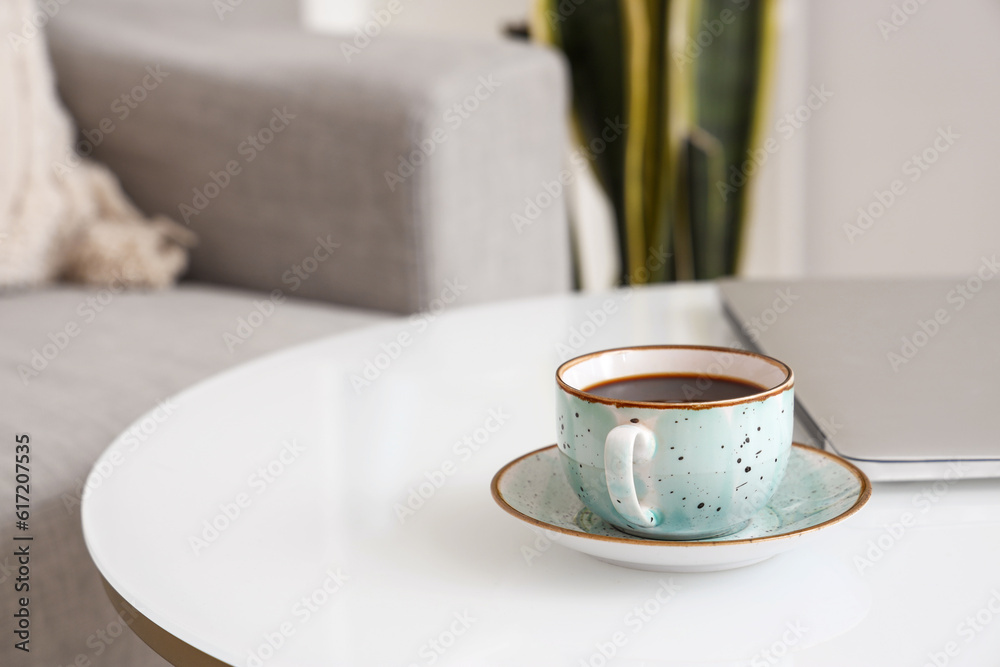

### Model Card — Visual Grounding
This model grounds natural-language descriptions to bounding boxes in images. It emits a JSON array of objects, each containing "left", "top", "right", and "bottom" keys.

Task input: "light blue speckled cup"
[{"left": 556, "top": 346, "right": 794, "bottom": 540}]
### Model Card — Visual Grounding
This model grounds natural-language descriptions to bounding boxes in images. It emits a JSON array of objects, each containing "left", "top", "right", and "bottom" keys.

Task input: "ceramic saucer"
[{"left": 491, "top": 443, "right": 871, "bottom": 572}]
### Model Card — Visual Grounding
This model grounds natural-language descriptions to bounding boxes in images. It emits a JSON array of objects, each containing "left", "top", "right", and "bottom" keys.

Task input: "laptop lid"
[{"left": 718, "top": 278, "right": 1000, "bottom": 481}]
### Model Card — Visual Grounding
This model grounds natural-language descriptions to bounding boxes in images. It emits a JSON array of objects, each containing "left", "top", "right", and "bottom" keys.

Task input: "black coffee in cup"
[{"left": 585, "top": 373, "right": 766, "bottom": 404}]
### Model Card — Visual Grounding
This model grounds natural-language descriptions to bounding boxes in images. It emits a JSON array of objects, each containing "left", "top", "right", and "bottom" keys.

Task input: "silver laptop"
[{"left": 718, "top": 279, "right": 1000, "bottom": 481}]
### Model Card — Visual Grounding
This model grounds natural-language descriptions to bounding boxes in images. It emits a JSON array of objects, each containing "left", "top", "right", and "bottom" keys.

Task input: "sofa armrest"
[{"left": 47, "top": 12, "right": 572, "bottom": 313}]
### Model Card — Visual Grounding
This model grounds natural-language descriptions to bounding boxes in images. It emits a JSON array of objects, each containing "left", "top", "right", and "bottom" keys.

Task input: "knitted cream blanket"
[{"left": 0, "top": 0, "right": 193, "bottom": 288}]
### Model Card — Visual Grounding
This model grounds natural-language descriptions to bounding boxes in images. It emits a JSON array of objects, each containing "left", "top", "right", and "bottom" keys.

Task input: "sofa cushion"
[
  {"left": 0, "top": 284, "right": 388, "bottom": 665},
  {"left": 48, "top": 6, "right": 572, "bottom": 314}
]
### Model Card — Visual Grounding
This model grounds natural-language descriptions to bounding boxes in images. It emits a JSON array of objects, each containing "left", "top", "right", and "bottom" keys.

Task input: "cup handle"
[{"left": 604, "top": 423, "right": 659, "bottom": 527}]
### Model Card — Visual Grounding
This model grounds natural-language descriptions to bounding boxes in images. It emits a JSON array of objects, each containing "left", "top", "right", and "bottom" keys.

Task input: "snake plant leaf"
[
  {"left": 662, "top": 0, "right": 698, "bottom": 281},
  {"left": 534, "top": 0, "right": 630, "bottom": 281},
  {"left": 534, "top": 0, "right": 777, "bottom": 284},
  {"left": 689, "top": 0, "right": 770, "bottom": 276},
  {"left": 639, "top": 0, "right": 671, "bottom": 283},
  {"left": 734, "top": 0, "right": 780, "bottom": 273},
  {"left": 686, "top": 127, "right": 728, "bottom": 279},
  {"left": 621, "top": 0, "right": 652, "bottom": 283}
]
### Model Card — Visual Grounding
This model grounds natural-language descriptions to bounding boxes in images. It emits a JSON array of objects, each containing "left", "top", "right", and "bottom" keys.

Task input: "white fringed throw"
[{"left": 0, "top": 0, "right": 194, "bottom": 288}]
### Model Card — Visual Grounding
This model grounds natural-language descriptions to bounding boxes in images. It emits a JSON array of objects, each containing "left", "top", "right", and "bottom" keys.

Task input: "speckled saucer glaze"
[{"left": 491, "top": 443, "right": 871, "bottom": 572}]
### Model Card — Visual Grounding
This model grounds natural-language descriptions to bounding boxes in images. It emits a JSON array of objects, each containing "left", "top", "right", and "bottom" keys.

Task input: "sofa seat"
[{"left": 0, "top": 284, "right": 389, "bottom": 665}]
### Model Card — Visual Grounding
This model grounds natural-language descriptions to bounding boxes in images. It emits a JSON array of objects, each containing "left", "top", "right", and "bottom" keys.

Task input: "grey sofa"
[{"left": 1, "top": 1, "right": 571, "bottom": 664}]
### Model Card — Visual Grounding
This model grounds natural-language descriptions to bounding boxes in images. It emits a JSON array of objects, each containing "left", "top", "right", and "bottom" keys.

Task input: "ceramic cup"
[{"left": 555, "top": 345, "right": 794, "bottom": 540}]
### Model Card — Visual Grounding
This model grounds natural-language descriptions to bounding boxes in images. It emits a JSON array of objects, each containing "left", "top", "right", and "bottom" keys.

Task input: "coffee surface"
[{"left": 585, "top": 373, "right": 765, "bottom": 403}]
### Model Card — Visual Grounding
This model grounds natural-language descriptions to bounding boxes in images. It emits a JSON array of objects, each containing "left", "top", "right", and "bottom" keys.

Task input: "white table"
[{"left": 82, "top": 284, "right": 1000, "bottom": 666}]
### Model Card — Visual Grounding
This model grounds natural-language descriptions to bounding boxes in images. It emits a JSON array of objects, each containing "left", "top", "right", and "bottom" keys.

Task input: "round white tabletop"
[{"left": 82, "top": 284, "right": 1000, "bottom": 666}]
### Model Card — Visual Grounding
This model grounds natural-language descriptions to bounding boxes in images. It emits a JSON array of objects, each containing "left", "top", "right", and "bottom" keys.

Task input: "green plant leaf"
[{"left": 537, "top": 0, "right": 630, "bottom": 281}]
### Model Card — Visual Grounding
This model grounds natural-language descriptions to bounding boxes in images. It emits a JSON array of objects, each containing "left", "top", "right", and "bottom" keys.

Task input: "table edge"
[{"left": 101, "top": 575, "right": 231, "bottom": 667}]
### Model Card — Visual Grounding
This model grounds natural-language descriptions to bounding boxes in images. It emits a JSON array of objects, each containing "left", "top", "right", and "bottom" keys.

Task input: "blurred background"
[
  {"left": 306, "top": 0, "right": 1000, "bottom": 285},
  {"left": 4, "top": 3, "right": 999, "bottom": 665},
  {"left": 8, "top": 0, "right": 996, "bottom": 296}
]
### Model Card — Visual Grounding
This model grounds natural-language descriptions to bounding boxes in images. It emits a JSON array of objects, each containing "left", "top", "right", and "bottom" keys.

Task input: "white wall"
[{"left": 800, "top": 0, "right": 1000, "bottom": 277}]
